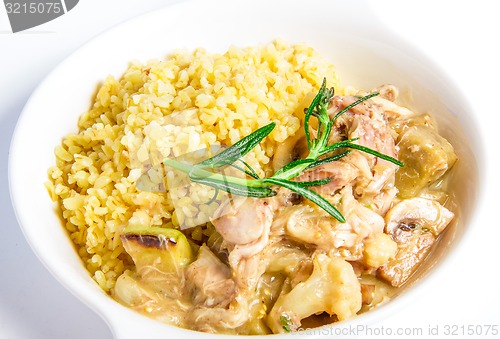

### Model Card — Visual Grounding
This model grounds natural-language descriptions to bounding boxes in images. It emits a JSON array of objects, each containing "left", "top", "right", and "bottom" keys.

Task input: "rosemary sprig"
[
  {"left": 264, "top": 177, "right": 345, "bottom": 222},
  {"left": 196, "top": 122, "right": 276, "bottom": 169},
  {"left": 163, "top": 78, "right": 403, "bottom": 222}
]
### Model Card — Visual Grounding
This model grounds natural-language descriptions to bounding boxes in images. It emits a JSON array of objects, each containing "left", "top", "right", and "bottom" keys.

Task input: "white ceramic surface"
[{"left": 9, "top": 0, "right": 483, "bottom": 338}]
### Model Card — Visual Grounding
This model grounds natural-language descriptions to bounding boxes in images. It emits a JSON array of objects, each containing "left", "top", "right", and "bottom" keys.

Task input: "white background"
[{"left": 1, "top": 1, "right": 499, "bottom": 338}]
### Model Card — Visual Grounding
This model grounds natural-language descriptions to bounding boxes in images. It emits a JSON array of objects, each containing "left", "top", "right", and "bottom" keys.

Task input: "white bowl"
[{"left": 9, "top": 0, "right": 483, "bottom": 337}]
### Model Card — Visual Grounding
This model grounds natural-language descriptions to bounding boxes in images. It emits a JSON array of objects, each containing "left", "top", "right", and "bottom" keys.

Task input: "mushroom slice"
[
  {"left": 378, "top": 198, "right": 454, "bottom": 287},
  {"left": 385, "top": 197, "right": 454, "bottom": 236}
]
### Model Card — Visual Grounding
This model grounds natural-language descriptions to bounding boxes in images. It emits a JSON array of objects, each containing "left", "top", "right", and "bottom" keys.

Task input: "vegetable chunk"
[
  {"left": 121, "top": 226, "right": 193, "bottom": 277},
  {"left": 267, "top": 253, "right": 361, "bottom": 333},
  {"left": 378, "top": 198, "right": 454, "bottom": 287},
  {"left": 395, "top": 125, "right": 457, "bottom": 198}
]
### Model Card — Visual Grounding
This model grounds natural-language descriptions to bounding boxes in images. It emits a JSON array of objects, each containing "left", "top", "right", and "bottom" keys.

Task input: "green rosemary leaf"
[
  {"left": 330, "top": 92, "right": 380, "bottom": 123},
  {"left": 191, "top": 176, "right": 276, "bottom": 198},
  {"left": 273, "top": 158, "right": 315, "bottom": 176},
  {"left": 221, "top": 161, "right": 260, "bottom": 179},
  {"left": 237, "top": 159, "right": 260, "bottom": 179},
  {"left": 263, "top": 178, "right": 345, "bottom": 223},
  {"left": 320, "top": 138, "right": 360, "bottom": 155},
  {"left": 196, "top": 122, "right": 276, "bottom": 169},
  {"left": 306, "top": 150, "right": 351, "bottom": 169},
  {"left": 304, "top": 78, "right": 327, "bottom": 149},
  {"left": 294, "top": 177, "right": 332, "bottom": 187},
  {"left": 280, "top": 314, "right": 293, "bottom": 333},
  {"left": 343, "top": 142, "right": 404, "bottom": 167}
]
